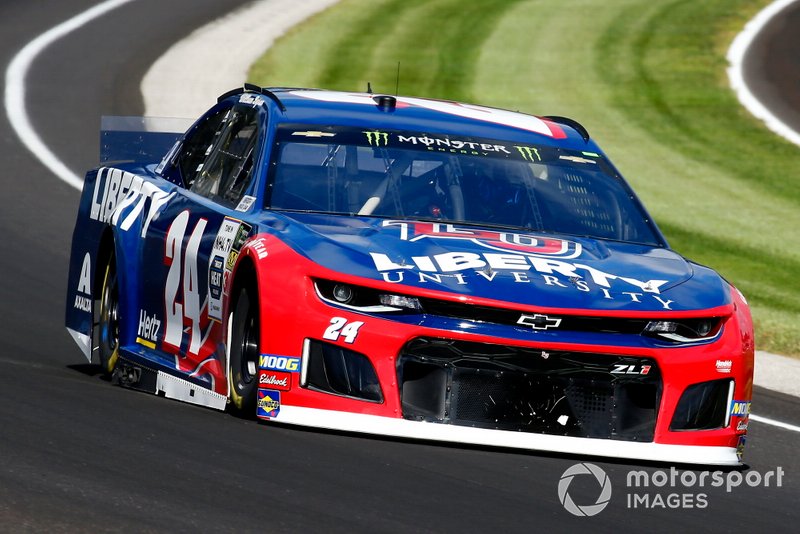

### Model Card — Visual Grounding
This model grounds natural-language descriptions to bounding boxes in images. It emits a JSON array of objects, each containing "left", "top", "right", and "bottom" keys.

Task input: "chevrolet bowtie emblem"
[{"left": 517, "top": 314, "right": 562, "bottom": 330}]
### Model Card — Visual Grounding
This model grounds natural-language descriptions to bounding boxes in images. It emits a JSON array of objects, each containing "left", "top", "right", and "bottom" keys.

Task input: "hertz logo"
[{"left": 364, "top": 131, "right": 389, "bottom": 146}]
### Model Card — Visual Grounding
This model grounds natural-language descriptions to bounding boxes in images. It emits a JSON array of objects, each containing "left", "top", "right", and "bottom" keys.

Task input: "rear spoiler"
[{"left": 100, "top": 116, "right": 193, "bottom": 165}]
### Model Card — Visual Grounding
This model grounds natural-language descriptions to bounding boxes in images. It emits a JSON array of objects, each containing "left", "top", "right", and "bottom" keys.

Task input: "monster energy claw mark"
[
  {"left": 515, "top": 146, "right": 541, "bottom": 162},
  {"left": 364, "top": 131, "right": 389, "bottom": 146}
]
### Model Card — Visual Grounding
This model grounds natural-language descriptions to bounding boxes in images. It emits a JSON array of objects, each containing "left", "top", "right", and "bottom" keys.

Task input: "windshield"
[{"left": 267, "top": 125, "right": 661, "bottom": 245}]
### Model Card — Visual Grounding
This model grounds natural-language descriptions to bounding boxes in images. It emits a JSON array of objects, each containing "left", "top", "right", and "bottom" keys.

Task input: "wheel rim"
[{"left": 100, "top": 262, "right": 119, "bottom": 372}]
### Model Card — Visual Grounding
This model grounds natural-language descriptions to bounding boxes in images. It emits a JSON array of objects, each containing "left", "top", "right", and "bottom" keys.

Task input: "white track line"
[
  {"left": 751, "top": 414, "right": 800, "bottom": 433},
  {"left": 4, "top": 0, "right": 136, "bottom": 191},
  {"left": 727, "top": 0, "right": 800, "bottom": 146}
]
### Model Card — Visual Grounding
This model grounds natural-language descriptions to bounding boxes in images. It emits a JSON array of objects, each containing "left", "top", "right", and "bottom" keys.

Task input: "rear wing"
[{"left": 100, "top": 116, "right": 193, "bottom": 165}]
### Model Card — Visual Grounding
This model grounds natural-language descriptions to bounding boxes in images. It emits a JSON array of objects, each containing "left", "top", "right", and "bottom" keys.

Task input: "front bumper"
[{"left": 247, "top": 236, "right": 754, "bottom": 466}]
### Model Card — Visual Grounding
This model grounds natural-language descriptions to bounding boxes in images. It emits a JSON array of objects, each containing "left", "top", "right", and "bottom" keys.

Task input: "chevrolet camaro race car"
[{"left": 65, "top": 85, "right": 753, "bottom": 465}]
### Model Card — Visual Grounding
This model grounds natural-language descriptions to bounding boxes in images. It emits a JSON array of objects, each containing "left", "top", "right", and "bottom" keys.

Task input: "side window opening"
[
  {"left": 190, "top": 106, "right": 260, "bottom": 206},
  {"left": 173, "top": 108, "right": 230, "bottom": 188}
]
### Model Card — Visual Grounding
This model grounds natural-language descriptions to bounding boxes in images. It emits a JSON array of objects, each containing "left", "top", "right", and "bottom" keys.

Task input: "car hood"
[{"left": 265, "top": 212, "right": 731, "bottom": 312}]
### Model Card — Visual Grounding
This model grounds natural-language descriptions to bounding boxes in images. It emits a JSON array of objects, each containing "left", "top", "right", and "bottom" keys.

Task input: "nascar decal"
[
  {"left": 73, "top": 252, "right": 92, "bottom": 312},
  {"left": 257, "top": 389, "right": 280, "bottom": 419},
  {"left": 290, "top": 91, "right": 565, "bottom": 138},
  {"left": 90, "top": 167, "right": 175, "bottom": 238}
]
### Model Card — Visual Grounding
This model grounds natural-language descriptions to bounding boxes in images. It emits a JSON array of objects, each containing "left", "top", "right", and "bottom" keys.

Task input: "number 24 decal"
[
  {"left": 164, "top": 210, "right": 207, "bottom": 356},
  {"left": 323, "top": 317, "right": 364, "bottom": 344}
]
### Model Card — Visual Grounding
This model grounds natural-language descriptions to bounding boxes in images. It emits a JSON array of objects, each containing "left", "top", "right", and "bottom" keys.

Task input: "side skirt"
[{"left": 114, "top": 355, "right": 226, "bottom": 411}]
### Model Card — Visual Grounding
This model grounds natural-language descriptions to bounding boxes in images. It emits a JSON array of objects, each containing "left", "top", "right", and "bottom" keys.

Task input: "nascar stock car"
[{"left": 65, "top": 84, "right": 753, "bottom": 465}]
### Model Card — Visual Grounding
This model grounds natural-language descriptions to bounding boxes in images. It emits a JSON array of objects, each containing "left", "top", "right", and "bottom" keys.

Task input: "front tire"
[
  {"left": 228, "top": 285, "right": 260, "bottom": 414},
  {"left": 98, "top": 252, "right": 120, "bottom": 376}
]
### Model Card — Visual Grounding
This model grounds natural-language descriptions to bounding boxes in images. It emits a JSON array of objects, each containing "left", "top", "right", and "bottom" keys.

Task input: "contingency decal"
[
  {"left": 256, "top": 389, "right": 280, "bottom": 419},
  {"left": 259, "top": 354, "right": 301, "bottom": 373},
  {"left": 234, "top": 195, "right": 256, "bottom": 212},
  {"left": 730, "top": 401, "right": 751, "bottom": 417},
  {"left": 258, "top": 369, "right": 291, "bottom": 391},
  {"left": 736, "top": 435, "right": 746, "bottom": 462},
  {"left": 715, "top": 359, "right": 733, "bottom": 374},
  {"left": 208, "top": 217, "right": 252, "bottom": 322}
]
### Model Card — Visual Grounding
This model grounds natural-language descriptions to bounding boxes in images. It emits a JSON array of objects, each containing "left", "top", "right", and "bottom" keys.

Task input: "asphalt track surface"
[
  {"left": 743, "top": 0, "right": 800, "bottom": 134},
  {"left": 1, "top": 1, "right": 798, "bottom": 531}
]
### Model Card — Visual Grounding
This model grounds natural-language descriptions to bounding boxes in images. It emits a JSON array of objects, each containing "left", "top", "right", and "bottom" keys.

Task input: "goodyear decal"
[
  {"left": 257, "top": 390, "right": 280, "bottom": 419},
  {"left": 259, "top": 354, "right": 300, "bottom": 373}
]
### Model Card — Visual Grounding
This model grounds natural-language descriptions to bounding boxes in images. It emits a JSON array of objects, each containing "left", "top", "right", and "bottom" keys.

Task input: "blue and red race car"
[{"left": 66, "top": 85, "right": 753, "bottom": 465}]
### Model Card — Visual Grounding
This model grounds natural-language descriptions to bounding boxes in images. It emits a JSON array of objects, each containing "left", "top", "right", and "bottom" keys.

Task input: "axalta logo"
[
  {"left": 730, "top": 400, "right": 751, "bottom": 417},
  {"left": 382, "top": 220, "right": 582, "bottom": 259},
  {"left": 73, "top": 252, "right": 92, "bottom": 312},
  {"left": 259, "top": 355, "right": 300, "bottom": 372},
  {"left": 89, "top": 167, "right": 175, "bottom": 238},
  {"left": 364, "top": 131, "right": 389, "bottom": 146}
]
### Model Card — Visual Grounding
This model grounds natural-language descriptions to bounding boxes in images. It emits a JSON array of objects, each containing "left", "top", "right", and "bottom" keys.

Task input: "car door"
[{"left": 136, "top": 99, "right": 265, "bottom": 394}]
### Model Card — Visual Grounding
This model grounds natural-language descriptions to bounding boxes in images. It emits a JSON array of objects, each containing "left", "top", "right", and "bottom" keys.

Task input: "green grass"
[{"left": 250, "top": 0, "right": 800, "bottom": 356}]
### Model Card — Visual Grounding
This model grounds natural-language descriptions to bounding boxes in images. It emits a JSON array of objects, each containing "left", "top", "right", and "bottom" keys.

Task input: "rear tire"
[
  {"left": 228, "top": 285, "right": 260, "bottom": 414},
  {"left": 98, "top": 252, "right": 120, "bottom": 376}
]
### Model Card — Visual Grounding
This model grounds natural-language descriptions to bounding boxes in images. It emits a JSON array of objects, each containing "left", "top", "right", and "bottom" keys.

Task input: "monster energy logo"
[
  {"left": 364, "top": 131, "right": 389, "bottom": 146},
  {"left": 515, "top": 145, "right": 541, "bottom": 162}
]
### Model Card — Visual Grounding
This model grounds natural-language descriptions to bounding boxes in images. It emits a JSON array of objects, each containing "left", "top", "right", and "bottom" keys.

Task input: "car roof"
[{"left": 229, "top": 87, "right": 598, "bottom": 151}]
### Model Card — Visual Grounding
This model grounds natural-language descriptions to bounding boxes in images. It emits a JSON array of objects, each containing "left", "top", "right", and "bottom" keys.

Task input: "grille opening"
[
  {"left": 400, "top": 362, "right": 447, "bottom": 420},
  {"left": 670, "top": 379, "right": 732, "bottom": 431},
  {"left": 305, "top": 339, "right": 383, "bottom": 402},
  {"left": 398, "top": 338, "right": 661, "bottom": 441}
]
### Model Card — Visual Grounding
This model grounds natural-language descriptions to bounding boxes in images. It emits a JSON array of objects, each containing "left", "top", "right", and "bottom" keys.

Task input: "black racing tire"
[
  {"left": 98, "top": 252, "right": 120, "bottom": 376},
  {"left": 227, "top": 285, "right": 260, "bottom": 415}
]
